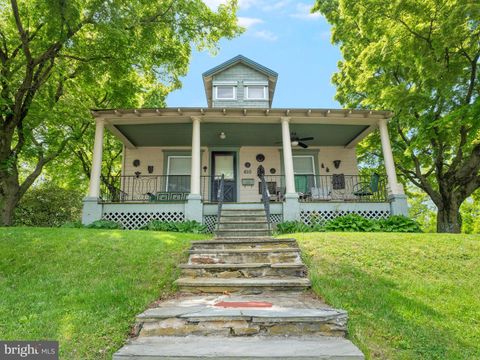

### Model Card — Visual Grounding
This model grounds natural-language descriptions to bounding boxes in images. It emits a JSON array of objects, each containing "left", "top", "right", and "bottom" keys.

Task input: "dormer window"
[
  {"left": 244, "top": 82, "right": 268, "bottom": 100},
  {"left": 214, "top": 82, "right": 237, "bottom": 100}
]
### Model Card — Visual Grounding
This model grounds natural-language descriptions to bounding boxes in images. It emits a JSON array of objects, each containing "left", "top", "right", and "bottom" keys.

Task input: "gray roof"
[{"left": 202, "top": 55, "right": 278, "bottom": 78}]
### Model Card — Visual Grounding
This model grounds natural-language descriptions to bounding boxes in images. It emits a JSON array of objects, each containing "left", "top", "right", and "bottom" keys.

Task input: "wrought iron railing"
[
  {"left": 100, "top": 175, "right": 190, "bottom": 202},
  {"left": 259, "top": 173, "right": 271, "bottom": 231},
  {"left": 216, "top": 174, "right": 225, "bottom": 230}
]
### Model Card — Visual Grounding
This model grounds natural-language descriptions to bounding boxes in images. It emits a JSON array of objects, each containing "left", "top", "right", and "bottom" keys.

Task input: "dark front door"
[{"left": 211, "top": 152, "right": 236, "bottom": 202}]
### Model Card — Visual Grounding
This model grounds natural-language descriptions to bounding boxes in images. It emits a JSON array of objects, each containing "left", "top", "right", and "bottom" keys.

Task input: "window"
[
  {"left": 293, "top": 155, "right": 316, "bottom": 193},
  {"left": 215, "top": 85, "right": 236, "bottom": 100},
  {"left": 245, "top": 85, "right": 267, "bottom": 100},
  {"left": 166, "top": 156, "right": 191, "bottom": 192}
]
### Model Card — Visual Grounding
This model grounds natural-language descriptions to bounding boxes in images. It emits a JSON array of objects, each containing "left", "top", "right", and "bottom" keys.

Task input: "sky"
[{"left": 166, "top": 0, "right": 342, "bottom": 109}]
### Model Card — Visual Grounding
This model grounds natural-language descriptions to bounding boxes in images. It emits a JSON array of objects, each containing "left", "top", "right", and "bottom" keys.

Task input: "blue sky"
[{"left": 166, "top": 0, "right": 342, "bottom": 109}]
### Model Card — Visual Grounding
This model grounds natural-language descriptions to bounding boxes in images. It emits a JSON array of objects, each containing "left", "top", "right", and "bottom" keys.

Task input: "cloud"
[
  {"left": 291, "top": 3, "right": 322, "bottom": 20},
  {"left": 253, "top": 30, "right": 278, "bottom": 42},
  {"left": 237, "top": 17, "right": 263, "bottom": 28},
  {"left": 262, "top": 0, "right": 291, "bottom": 12}
]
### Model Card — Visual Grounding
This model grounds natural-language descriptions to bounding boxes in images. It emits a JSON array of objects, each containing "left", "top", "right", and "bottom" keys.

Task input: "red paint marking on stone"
[{"left": 214, "top": 301, "right": 273, "bottom": 308}]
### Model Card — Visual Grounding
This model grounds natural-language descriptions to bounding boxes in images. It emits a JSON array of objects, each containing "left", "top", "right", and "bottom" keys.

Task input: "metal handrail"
[
  {"left": 259, "top": 173, "right": 271, "bottom": 232},
  {"left": 216, "top": 174, "right": 225, "bottom": 231}
]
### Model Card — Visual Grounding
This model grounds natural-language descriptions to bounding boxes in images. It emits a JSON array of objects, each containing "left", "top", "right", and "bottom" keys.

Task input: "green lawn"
[
  {"left": 288, "top": 232, "right": 480, "bottom": 360},
  {"left": 0, "top": 228, "right": 208, "bottom": 359}
]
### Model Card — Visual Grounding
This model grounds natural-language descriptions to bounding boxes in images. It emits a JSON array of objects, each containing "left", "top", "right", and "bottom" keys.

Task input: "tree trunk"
[
  {"left": 0, "top": 175, "right": 20, "bottom": 226},
  {"left": 436, "top": 204, "right": 462, "bottom": 233}
]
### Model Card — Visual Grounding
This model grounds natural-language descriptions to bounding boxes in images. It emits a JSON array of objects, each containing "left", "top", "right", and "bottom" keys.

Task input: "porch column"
[
  {"left": 281, "top": 116, "right": 300, "bottom": 220},
  {"left": 378, "top": 118, "right": 408, "bottom": 216},
  {"left": 82, "top": 118, "right": 105, "bottom": 225},
  {"left": 186, "top": 116, "right": 203, "bottom": 222},
  {"left": 88, "top": 118, "right": 105, "bottom": 198}
]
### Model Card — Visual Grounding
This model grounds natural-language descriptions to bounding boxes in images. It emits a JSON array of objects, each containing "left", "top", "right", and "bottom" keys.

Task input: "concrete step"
[
  {"left": 175, "top": 277, "right": 311, "bottom": 293},
  {"left": 191, "top": 238, "right": 298, "bottom": 250},
  {"left": 188, "top": 248, "right": 301, "bottom": 264},
  {"left": 179, "top": 263, "right": 307, "bottom": 278},
  {"left": 218, "top": 221, "right": 270, "bottom": 230},
  {"left": 216, "top": 229, "right": 272, "bottom": 237},
  {"left": 220, "top": 215, "right": 268, "bottom": 222},
  {"left": 221, "top": 209, "right": 266, "bottom": 216},
  {"left": 113, "top": 336, "right": 364, "bottom": 359},
  {"left": 135, "top": 305, "right": 347, "bottom": 337}
]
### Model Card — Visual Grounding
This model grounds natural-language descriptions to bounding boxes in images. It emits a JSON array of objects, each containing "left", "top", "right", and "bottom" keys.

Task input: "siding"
[
  {"left": 317, "top": 147, "right": 359, "bottom": 176},
  {"left": 212, "top": 63, "right": 269, "bottom": 109}
]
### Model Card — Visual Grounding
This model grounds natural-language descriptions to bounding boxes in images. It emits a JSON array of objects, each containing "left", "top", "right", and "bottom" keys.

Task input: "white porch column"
[
  {"left": 281, "top": 116, "right": 300, "bottom": 220},
  {"left": 186, "top": 116, "right": 203, "bottom": 222},
  {"left": 190, "top": 116, "right": 201, "bottom": 195},
  {"left": 378, "top": 118, "right": 408, "bottom": 216},
  {"left": 281, "top": 117, "right": 296, "bottom": 194},
  {"left": 88, "top": 118, "right": 105, "bottom": 198}
]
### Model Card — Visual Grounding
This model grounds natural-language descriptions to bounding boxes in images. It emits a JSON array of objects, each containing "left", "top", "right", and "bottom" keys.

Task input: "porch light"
[{"left": 219, "top": 132, "right": 226, "bottom": 140}]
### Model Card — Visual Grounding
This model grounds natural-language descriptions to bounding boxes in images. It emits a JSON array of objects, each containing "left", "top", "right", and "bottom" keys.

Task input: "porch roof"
[{"left": 91, "top": 107, "right": 392, "bottom": 149}]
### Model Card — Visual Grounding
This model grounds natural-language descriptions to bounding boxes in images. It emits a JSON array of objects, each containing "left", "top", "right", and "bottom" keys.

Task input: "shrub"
[
  {"left": 14, "top": 184, "right": 83, "bottom": 227},
  {"left": 275, "top": 221, "right": 313, "bottom": 234},
  {"left": 378, "top": 215, "right": 422, "bottom": 233},
  {"left": 324, "top": 214, "right": 381, "bottom": 232},
  {"left": 141, "top": 220, "right": 207, "bottom": 233},
  {"left": 86, "top": 220, "right": 123, "bottom": 229}
]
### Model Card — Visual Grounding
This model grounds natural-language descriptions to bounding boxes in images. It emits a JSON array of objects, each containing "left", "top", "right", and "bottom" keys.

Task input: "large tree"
[
  {"left": 314, "top": 0, "right": 480, "bottom": 232},
  {"left": 0, "top": 0, "right": 240, "bottom": 225}
]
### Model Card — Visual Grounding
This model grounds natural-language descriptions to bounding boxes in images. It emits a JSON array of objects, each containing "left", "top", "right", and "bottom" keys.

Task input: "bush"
[
  {"left": 325, "top": 214, "right": 381, "bottom": 232},
  {"left": 86, "top": 220, "right": 123, "bottom": 229},
  {"left": 141, "top": 220, "right": 207, "bottom": 233},
  {"left": 378, "top": 215, "right": 422, "bottom": 233},
  {"left": 275, "top": 221, "right": 313, "bottom": 234},
  {"left": 14, "top": 184, "right": 83, "bottom": 227}
]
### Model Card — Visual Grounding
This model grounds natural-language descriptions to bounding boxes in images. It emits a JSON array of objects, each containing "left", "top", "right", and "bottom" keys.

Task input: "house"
[{"left": 82, "top": 55, "right": 408, "bottom": 230}]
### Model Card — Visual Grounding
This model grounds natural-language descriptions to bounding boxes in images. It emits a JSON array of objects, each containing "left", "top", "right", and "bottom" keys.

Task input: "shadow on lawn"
[{"left": 305, "top": 259, "right": 476, "bottom": 359}]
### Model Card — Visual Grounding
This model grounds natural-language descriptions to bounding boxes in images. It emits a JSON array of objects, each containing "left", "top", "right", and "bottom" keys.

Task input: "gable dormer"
[{"left": 202, "top": 55, "right": 278, "bottom": 109}]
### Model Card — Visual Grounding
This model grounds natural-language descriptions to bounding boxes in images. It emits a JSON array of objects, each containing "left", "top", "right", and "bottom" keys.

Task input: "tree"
[
  {"left": 0, "top": 0, "right": 241, "bottom": 225},
  {"left": 313, "top": 0, "right": 480, "bottom": 232}
]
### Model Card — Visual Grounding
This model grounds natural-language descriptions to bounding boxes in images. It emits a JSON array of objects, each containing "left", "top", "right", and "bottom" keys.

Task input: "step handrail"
[
  {"left": 259, "top": 173, "right": 271, "bottom": 232},
  {"left": 216, "top": 174, "right": 225, "bottom": 231}
]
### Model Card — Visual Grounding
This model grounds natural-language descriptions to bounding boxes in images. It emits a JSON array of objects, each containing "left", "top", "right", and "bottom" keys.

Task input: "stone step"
[
  {"left": 221, "top": 209, "right": 266, "bottom": 216},
  {"left": 135, "top": 305, "right": 347, "bottom": 338},
  {"left": 188, "top": 248, "right": 301, "bottom": 264},
  {"left": 113, "top": 336, "right": 364, "bottom": 359},
  {"left": 220, "top": 215, "right": 268, "bottom": 222},
  {"left": 216, "top": 229, "right": 272, "bottom": 237},
  {"left": 191, "top": 239, "right": 298, "bottom": 250},
  {"left": 175, "top": 277, "right": 311, "bottom": 293},
  {"left": 218, "top": 221, "right": 270, "bottom": 230},
  {"left": 179, "top": 263, "right": 307, "bottom": 278}
]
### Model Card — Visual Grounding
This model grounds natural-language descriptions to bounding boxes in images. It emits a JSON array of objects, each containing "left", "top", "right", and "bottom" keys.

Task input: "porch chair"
[{"left": 353, "top": 173, "right": 380, "bottom": 198}]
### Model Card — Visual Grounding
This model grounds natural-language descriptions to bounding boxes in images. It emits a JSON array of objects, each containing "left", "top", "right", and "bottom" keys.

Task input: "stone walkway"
[{"left": 113, "top": 208, "right": 364, "bottom": 359}]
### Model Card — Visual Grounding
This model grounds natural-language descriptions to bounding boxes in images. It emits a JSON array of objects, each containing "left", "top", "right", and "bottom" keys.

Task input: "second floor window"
[
  {"left": 245, "top": 85, "right": 267, "bottom": 100},
  {"left": 215, "top": 85, "right": 236, "bottom": 100}
]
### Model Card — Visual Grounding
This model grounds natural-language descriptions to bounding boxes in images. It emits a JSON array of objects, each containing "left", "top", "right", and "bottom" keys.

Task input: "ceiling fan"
[{"left": 276, "top": 132, "right": 314, "bottom": 149}]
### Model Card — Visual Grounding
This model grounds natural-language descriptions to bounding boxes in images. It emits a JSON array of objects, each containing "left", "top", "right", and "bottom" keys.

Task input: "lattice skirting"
[
  {"left": 300, "top": 209, "right": 390, "bottom": 226},
  {"left": 103, "top": 211, "right": 185, "bottom": 230}
]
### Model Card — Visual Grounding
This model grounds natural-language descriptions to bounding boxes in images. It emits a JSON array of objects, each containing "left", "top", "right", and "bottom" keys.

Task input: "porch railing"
[{"left": 100, "top": 175, "right": 190, "bottom": 202}]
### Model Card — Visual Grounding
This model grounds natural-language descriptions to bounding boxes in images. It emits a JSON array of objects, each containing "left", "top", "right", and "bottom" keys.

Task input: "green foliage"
[
  {"left": 324, "top": 214, "right": 381, "bottom": 232},
  {"left": 275, "top": 221, "right": 314, "bottom": 234},
  {"left": 0, "top": 227, "right": 208, "bottom": 359},
  {"left": 377, "top": 215, "right": 422, "bottom": 233},
  {"left": 60, "top": 221, "right": 84, "bottom": 229},
  {"left": 86, "top": 220, "right": 122, "bottom": 230},
  {"left": 141, "top": 220, "right": 207, "bottom": 234},
  {"left": 14, "top": 184, "right": 83, "bottom": 227},
  {"left": 313, "top": 0, "right": 480, "bottom": 233}
]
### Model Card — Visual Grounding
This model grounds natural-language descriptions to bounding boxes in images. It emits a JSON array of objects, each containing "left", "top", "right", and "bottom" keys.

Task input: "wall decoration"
[
  {"left": 326, "top": 167, "right": 330, "bottom": 173},
  {"left": 147, "top": 165, "right": 154, "bottom": 174},
  {"left": 242, "top": 178, "right": 255, "bottom": 186},
  {"left": 333, "top": 160, "right": 341, "bottom": 169},
  {"left": 133, "top": 159, "right": 140, "bottom": 167},
  {"left": 270, "top": 168, "right": 276, "bottom": 174},
  {"left": 135, "top": 171, "right": 141, "bottom": 178},
  {"left": 321, "top": 163, "right": 325, "bottom": 168},
  {"left": 244, "top": 169, "right": 252, "bottom": 174},
  {"left": 244, "top": 162, "right": 251, "bottom": 168},
  {"left": 255, "top": 154, "right": 265, "bottom": 162},
  {"left": 257, "top": 165, "right": 265, "bottom": 177},
  {"left": 203, "top": 166, "right": 208, "bottom": 173}
]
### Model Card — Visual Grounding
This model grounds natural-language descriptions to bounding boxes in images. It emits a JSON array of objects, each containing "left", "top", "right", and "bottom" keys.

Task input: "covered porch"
[{"left": 82, "top": 108, "right": 408, "bottom": 229}]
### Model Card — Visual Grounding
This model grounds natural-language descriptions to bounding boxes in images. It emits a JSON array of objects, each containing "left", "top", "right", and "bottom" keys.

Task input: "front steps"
[{"left": 113, "top": 207, "right": 364, "bottom": 359}]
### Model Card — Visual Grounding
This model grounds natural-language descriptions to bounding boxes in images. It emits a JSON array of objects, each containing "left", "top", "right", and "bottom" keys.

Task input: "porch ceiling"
[{"left": 114, "top": 123, "right": 369, "bottom": 147}]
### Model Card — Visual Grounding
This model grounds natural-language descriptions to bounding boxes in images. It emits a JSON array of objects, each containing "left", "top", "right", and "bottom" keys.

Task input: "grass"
[
  {"left": 0, "top": 227, "right": 209, "bottom": 359},
  {"left": 287, "top": 232, "right": 480, "bottom": 360}
]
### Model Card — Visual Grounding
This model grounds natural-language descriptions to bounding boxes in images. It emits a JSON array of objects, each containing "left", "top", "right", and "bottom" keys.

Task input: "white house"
[{"left": 82, "top": 55, "right": 408, "bottom": 230}]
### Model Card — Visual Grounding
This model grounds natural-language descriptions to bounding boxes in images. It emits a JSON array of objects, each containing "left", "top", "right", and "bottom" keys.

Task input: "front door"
[{"left": 211, "top": 151, "right": 236, "bottom": 202}]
